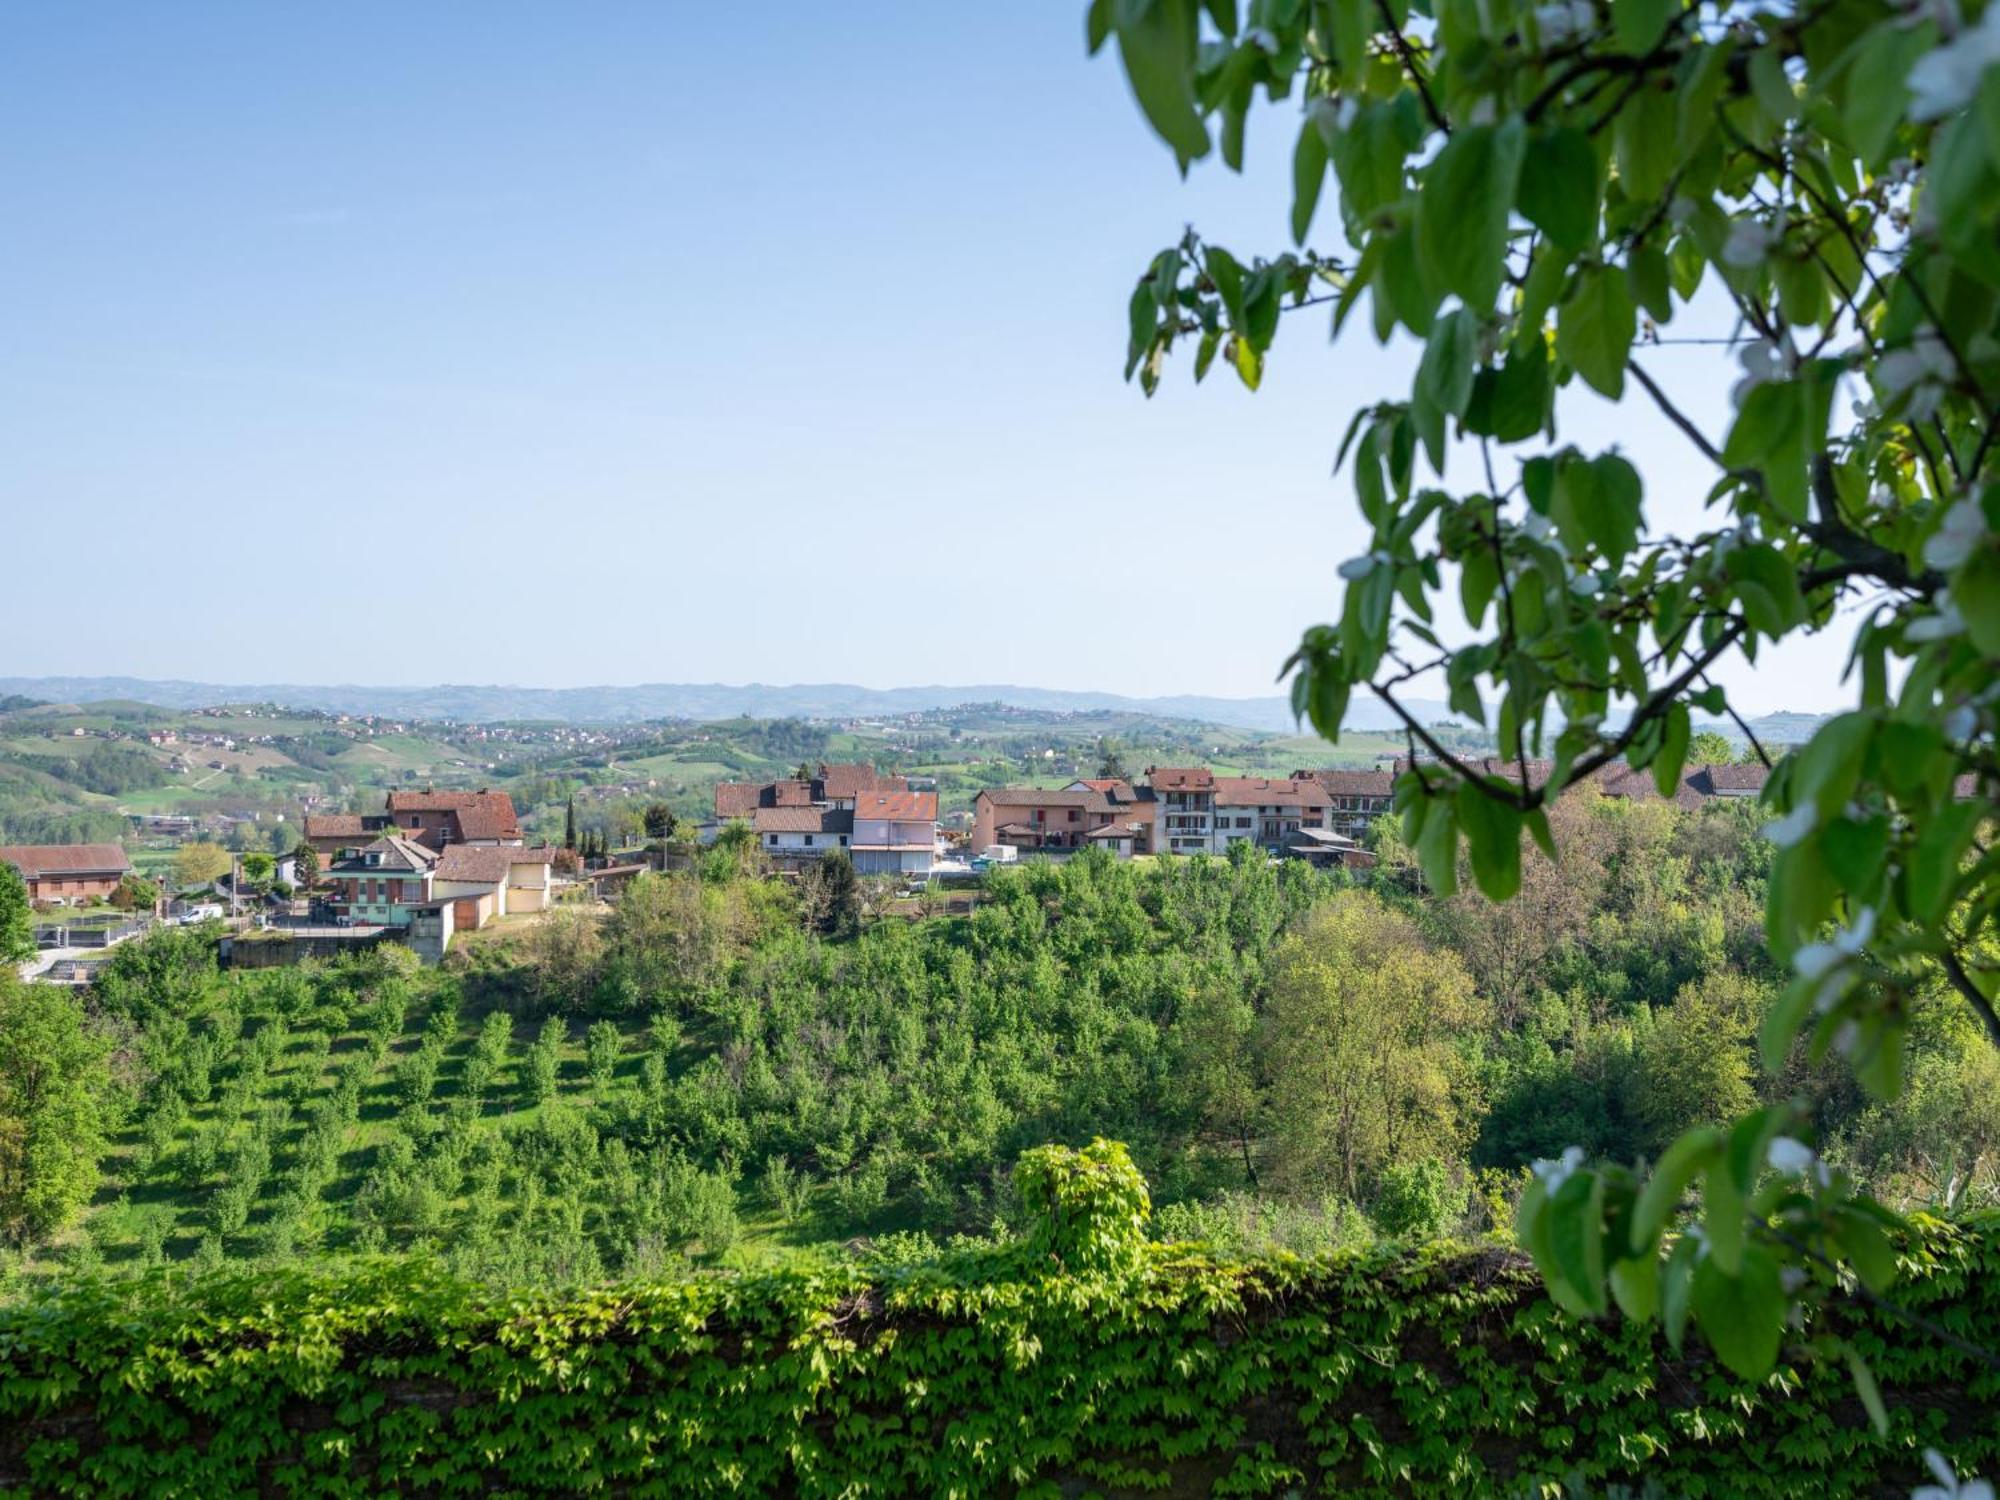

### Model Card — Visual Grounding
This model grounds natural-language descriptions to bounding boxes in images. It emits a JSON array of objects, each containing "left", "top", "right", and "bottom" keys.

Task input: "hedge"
[{"left": 2, "top": 1208, "right": 1997, "bottom": 1495}]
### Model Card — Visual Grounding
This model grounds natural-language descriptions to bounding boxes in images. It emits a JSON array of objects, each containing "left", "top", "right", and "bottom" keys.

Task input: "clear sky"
[{"left": 1, "top": 3, "right": 1856, "bottom": 711}]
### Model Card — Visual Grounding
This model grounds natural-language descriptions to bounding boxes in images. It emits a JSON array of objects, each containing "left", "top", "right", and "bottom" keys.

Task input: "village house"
[
  {"left": 970, "top": 780, "right": 1156, "bottom": 857},
  {"left": 324, "top": 836, "right": 555, "bottom": 955},
  {"left": 300, "top": 812, "right": 396, "bottom": 863},
  {"left": 0, "top": 843, "right": 133, "bottom": 905},
  {"left": 752, "top": 806, "right": 854, "bottom": 869},
  {"left": 706, "top": 762, "right": 909, "bottom": 838},
  {"left": 850, "top": 790, "right": 941, "bottom": 875},
  {"left": 383, "top": 789, "right": 522, "bottom": 848},
  {"left": 1293, "top": 769, "right": 1398, "bottom": 842}
]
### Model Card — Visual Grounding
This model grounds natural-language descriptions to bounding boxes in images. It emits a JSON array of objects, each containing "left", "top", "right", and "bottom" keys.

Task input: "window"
[
  {"left": 840, "top": 835, "right": 848, "bottom": 846},
  {"left": 803, "top": 834, "right": 814, "bottom": 846},
  {"left": 1067, "top": 810, "right": 1079, "bottom": 822},
  {"left": 767, "top": 834, "right": 778, "bottom": 846}
]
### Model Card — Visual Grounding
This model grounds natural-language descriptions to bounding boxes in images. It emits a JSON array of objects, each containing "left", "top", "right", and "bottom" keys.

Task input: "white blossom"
[
  {"left": 1793, "top": 908, "right": 1877, "bottom": 982},
  {"left": 1767, "top": 1136, "right": 1817, "bottom": 1175},
  {"left": 1915, "top": 1448, "right": 1996, "bottom": 1500},
  {"left": 1907, "top": 2, "right": 2000, "bottom": 120},
  {"left": 1723, "top": 218, "right": 1782, "bottom": 268},
  {"left": 1534, "top": 0, "right": 1595, "bottom": 44},
  {"left": 1732, "top": 340, "right": 1787, "bottom": 408},
  {"left": 1907, "top": 591, "right": 1967, "bottom": 642},
  {"left": 1763, "top": 803, "right": 1818, "bottom": 848},
  {"left": 1924, "top": 497, "right": 1989, "bottom": 570},
  {"left": 1532, "top": 1145, "right": 1586, "bottom": 1193},
  {"left": 1337, "top": 550, "right": 1392, "bottom": 581}
]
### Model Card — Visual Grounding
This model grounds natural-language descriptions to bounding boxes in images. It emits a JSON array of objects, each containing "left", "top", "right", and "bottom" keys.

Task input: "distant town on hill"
[{"left": 0, "top": 676, "right": 1831, "bottom": 744}]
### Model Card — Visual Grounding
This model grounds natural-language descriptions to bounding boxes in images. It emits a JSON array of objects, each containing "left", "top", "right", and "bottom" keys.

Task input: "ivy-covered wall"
[{"left": 3, "top": 1211, "right": 1996, "bottom": 1497}]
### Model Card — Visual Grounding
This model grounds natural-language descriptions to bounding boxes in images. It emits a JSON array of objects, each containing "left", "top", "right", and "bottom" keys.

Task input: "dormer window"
[{"left": 366, "top": 852, "right": 382, "bottom": 867}]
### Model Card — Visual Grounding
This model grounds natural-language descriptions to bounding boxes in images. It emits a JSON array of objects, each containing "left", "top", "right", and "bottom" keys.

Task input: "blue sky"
[{"left": 1, "top": 3, "right": 1855, "bottom": 710}]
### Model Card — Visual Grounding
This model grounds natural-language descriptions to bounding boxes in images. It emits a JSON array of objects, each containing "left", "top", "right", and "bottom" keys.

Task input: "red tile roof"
[
  {"left": 1213, "top": 776, "right": 1332, "bottom": 808},
  {"left": 1303, "top": 769, "right": 1398, "bottom": 797},
  {"left": 0, "top": 843, "right": 131, "bottom": 878},
  {"left": 303, "top": 814, "right": 374, "bottom": 839},
  {"left": 854, "top": 791, "right": 938, "bottom": 822},
  {"left": 819, "top": 763, "right": 906, "bottom": 799},
  {"left": 713, "top": 782, "right": 765, "bottom": 818},
  {"left": 753, "top": 807, "right": 854, "bottom": 834},
  {"left": 383, "top": 790, "right": 520, "bottom": 840},
  {"left": 434, "top": 845, "right": 557, "bottom": 883},
  {"left": 1148, "top": 767, "right": 1215, "bottom": 792},
  {"left": 771, "top": 780, "right": 816, "bottom": 808}
]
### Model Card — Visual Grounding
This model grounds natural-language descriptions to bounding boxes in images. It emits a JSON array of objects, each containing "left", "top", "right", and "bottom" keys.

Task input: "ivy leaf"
[
  {"left": 1518, "top": 129, "right": 1599, "bottom": 251},
  {"left": 1420, "top": 119, "right": 1527, "bottom": 312},
  {"left": 1557, "top": 267, "right": 1636, "bottom": 398}
]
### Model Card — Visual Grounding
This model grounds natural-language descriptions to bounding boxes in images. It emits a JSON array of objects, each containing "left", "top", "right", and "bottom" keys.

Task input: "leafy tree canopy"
[{"left": 1092, "top": 0, "right": 1999, "bottom": 1399}]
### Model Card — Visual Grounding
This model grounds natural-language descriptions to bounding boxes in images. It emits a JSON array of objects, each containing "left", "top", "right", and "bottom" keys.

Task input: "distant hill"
[{"left": 0, "top": 677, "right": 1457, "bottom": 736}]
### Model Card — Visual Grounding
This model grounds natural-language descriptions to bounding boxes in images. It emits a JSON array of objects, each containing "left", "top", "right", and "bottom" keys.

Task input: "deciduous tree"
[{"left": 1091, "top": 0, "right": 2000, "bottom": 1390}]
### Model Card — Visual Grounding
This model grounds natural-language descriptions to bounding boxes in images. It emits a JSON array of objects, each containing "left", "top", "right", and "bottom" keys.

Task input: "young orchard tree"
[
  {"left": 1091, "top": 0, "right": 1999, "bottom": 1408},
  {"left": 0, "top": 864, "right": 32, "bottom": 964}
]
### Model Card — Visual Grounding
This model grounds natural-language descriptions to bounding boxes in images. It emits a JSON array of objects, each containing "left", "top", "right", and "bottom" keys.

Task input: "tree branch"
[
  {"left": 1376, "top": 0, "right": 1448, "bottom": 134},
  {"left": 1941, "top": 946, "right": 2000, "bottom": 1054}
]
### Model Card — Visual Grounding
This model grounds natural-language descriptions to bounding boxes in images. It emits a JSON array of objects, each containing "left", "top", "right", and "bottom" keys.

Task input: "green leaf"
[
  {"left": 1705, "top": 1153, "right": 1745, "bottom": 1276},
  {"left": 1631, "top": 1127, "right": 1722, "bottom": 1253},
  {"left": 1548, "top": 1169, "right": 1609, "bottom": 1316},
  {"left": 1609, "top": 1254, "right": 1659, "bottom": 1323},
  {"left": 1693, "top": 1245, "right": 1786, "bottom": 1381},
  {"left": 1230, "top": 334, "right": 1263, "bottom": 390},
  {"left": 1661, "top": 1233, "right": 1699, "bottom": 1351},
  {"left": 1844, "top": 1344, "right": 1890, "bottom": 1438},
  {"left": 1832, "top": 1206, "right": 1899, "bottom": 1295},
  {"left": 1416, "top": 308, "right": 1478, "bottom": 420},
  {"left": 1557, "top": 267, "right": 1635, "bottom": 398},
  {"left": 1420, "top": 120, "right": 1527, "bottom": 312},
  {"left": 1518, "top": 129, "right": 1599, "bottom": 251},
  {"left": 1613, "top": 0, "right": 1673, "bottom": 55},
  {"left": 1613, "top": 83, "right": 1676, "bottom": 203},
  {"left": 1415, "top": 794, "right": 1459, "bottom": 897},
  {"left": 1292, "top": 113, "right": 1329, "bottom": 245},
  {"left": 1114, "top": 0, "right": 1212, "bottom": 166},
  {"left": 1456, "top": 782, "right": 1523, "bottom": 901},
  {"left": 1654, "top": 701, "right": 1691, "bottom": 797},
  {"left": 1959, "top": 548, "right": 2000, "bottom": 654},
  {"left": 1466, "top": 333, "right": 1550, "bottom": 441}
]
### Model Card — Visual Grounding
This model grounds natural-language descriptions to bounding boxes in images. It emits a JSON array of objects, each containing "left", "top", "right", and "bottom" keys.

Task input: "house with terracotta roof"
[
  {"left": 1150, "top": 767, "right": 1218, "bottom": 855},
  {"left": 0, "top": 843, "right": 132, "bottom": 904},
  {"left": 432, "top": 844, "right": 558, "bottom": 915},
  {"left": 851, "top": 790, "right": 941, "bottom": 875},
  {"left": 301, "top": 812, "right": 395, "bottom": 864},
  {"left": 384, "top": 789, "right": 522, "bottom": 849},
  {"left": 705, "top": 763, "right": 909, "bottom": 840},
  {"left": 1295, "top": 768, "right": 1399, "bottom": 841},
  {"left": 971, "top": 782, "right": 1156, "bottom": 857}
]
